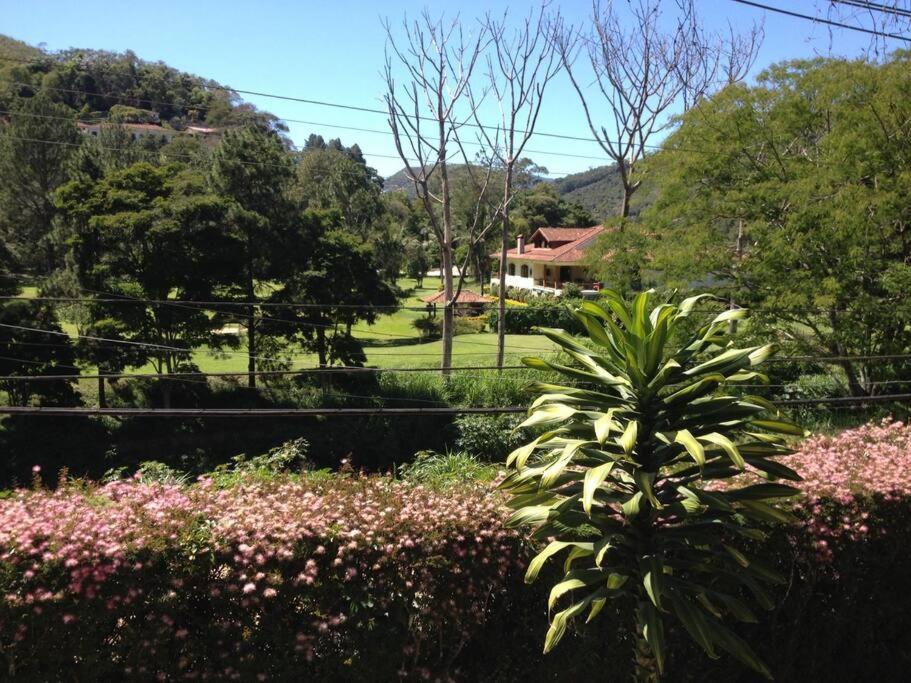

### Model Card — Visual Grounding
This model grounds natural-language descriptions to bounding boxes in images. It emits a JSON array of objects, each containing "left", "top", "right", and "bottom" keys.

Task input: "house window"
[
  {"left": 508, "top": 263, "right": 515, "bottom": 276},
  {"left": 520, "top": 264, "right": 529, "bottom": 278}
]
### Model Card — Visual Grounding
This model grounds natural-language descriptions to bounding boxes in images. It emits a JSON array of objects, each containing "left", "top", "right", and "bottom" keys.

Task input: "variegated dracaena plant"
[{"left": 501, "top": 290, "right": 805, "bottom": 681}]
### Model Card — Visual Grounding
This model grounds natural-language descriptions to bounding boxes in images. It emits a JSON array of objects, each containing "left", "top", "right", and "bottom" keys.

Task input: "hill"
[
  {"left": 0, "top": 34, "right": 281, "bottom": 131},
  {"left": 0, "top": 35, "right": 44, "bottom": 62},
  {"left": 551, "top": 165, "right": 625, "bottom": 220},
  {"left": 384, "top": 162, "right": 631, "bottom": 222}
]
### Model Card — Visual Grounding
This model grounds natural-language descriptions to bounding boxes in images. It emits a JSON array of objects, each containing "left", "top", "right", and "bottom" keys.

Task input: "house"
[
  {"left": 421, "top": 288, "right": 492, "bottom": 316},
  {"left": 77, "top": 121, "right": 178, "bottom": 143},
  {"left": 76, "top": 122, "right": 221, "bottom": 146},
  {"left": 490, "top": 225, "right": 606, "bottom": 295}
]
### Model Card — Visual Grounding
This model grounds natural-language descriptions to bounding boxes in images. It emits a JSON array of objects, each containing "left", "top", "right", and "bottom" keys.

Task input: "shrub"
[
  {"left": 454, "top": 413, "right": 528, "bottom": 461},
  {"left": 412, "top": 316, "right": 441, "bottom": 339},
  {"left": 561, "top": 282, "right": 583, "bottom": 298},
  {"left": 488, "top": 296, "right": 584, "bottom": 335},
  {"left": 0, "top": 475, "right": 521, "bottom": 680},
  {"left": 502, "top": 291, "right": 803, "bottom": 678},
  {"left": 3, "top": 421, "right": 911, "bottom": 680},
  {"left": 398, "top": 450, "right": 498, "bottom": 488},
  {"left": 453, "top": 315, "right": 487, "bottom": 335}
]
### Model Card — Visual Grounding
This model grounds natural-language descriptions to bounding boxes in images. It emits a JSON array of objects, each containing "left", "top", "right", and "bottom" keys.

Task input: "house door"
[{"left": 559, "top": 266, "right": 571, "bottom": 284}]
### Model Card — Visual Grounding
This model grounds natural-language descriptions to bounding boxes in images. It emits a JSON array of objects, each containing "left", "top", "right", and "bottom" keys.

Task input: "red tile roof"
[
  {"left": 532, "top": 227, "right": 597, "bottom": 244},
  {"left": 421, "top": 289, "right": 492, "bottom": 304},
  {"left": 492, "top": 225, "right": 608, "bottom": 263}
]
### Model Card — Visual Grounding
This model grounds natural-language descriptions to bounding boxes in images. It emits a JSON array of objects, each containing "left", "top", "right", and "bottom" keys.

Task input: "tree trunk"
[
  {"left": 317, "top": 327, "right": 327, "bottom": 368},
  {"left": 496, "top": 169, "right": 513, "bottom": 368},
  {"left": 247, "top": 305, "right": 256, "bottom": 389},
  {"left": 440, "top": 131, "right": 454, "bottom": 376},
  {"left": 246, "top": 253, "right": 257, "bottom": 389},
  {"left": 728, "top": 219, "right": 744, "bottom": 336}
]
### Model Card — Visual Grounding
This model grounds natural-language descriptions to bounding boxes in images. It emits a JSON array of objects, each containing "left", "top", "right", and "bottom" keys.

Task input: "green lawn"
[{"left": 117, "top": 276, "right": 551, "bottom": 373}]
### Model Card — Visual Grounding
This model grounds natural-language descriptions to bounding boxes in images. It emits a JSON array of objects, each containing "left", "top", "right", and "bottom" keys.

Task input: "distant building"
[
  {"left": 491, "top": 226, "right": 607, "bottom": 296},
  {"left": 421, "top": 288, "right": 492, "bottom": 315},
  {"left": 76, "top": 121, "right": 221, "bottom": 146}
]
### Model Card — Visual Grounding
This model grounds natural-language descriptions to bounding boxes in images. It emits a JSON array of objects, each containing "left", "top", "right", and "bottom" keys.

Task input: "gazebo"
[{"left": 421, "top": 288, "right": 492, "bottom": 316}]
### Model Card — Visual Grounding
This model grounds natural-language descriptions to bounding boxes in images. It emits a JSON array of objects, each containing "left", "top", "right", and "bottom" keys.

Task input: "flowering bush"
[
  {"left": 789, "top": 418, "right": 911, "bottom": 564},
  {"left": 0, "top": 474, "right": 522, "bottom": 680},
  {"left": 3, "top": 419, "right": 911, "bottom": 680}
]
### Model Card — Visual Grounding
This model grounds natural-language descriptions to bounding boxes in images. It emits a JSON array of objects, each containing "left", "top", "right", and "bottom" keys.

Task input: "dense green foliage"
[
  {"left": 639, "top": 52, "right": 911, "bottom": 396},
  {"left": 502, "top": 291, "right": 803, "bottom": 678},
  {"left": 488, "top": 296, "right": 584, "bottom": 335}
]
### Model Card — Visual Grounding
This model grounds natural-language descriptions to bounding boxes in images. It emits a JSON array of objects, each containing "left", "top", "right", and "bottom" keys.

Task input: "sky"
[{"left": 0, "top": 0, "right": 900, "bottom": 177}]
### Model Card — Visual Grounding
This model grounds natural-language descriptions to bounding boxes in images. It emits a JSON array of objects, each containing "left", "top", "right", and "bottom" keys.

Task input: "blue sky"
[{"left": 0, "top": 0, "right": 895, "bottom": 177}]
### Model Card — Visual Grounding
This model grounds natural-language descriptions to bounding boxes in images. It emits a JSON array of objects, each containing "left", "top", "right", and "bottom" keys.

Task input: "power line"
[
  {"left": 0, "top": 110, "right": 581, "bottom": 176},
  {"left": 0, "top": 405, "right": 528, "bottom": 417},
  {"left": 0, "top": 364, "right": 533, "bottom": 382},
  {"left": 0, "top": 69, "right": 640, "bottom": 148},
  {"left": 830, "top": 0, "right": 911, "bottom": 20},
  {"left": 0, "top": 107, "right": 617, "bottom": 165},
  {"left": 1, "top": 392, "right": 910, "bottom": 417},
  {"left": 0, "top": 294, "right": 888, "bottom": 316},
  {"left": 729, "top": 0, "right": 911, "bottom": 41}
]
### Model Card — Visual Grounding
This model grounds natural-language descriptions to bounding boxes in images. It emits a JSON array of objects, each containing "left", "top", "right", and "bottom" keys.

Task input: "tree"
[
  {"left": 266, "top": 222, "right": 398, "bottom": 367},
  {"left": 645, "top": 53, "right": 911, "bottom": 396},
  {"left": 295, "top": 136, "right": 385, "bottom": 239},
  {"left": 0, "top": 94, "right": 80, "bottom": 273},
  {"left": 511, "top": 183, "right": 594, "bottom": 232},
  {"left": 472, "top": 2, "right": 561, "bottom": 366},
  {"left": 502, "top": 291, "right": 803, "bottom": 679},
  {"left": 209, "top": 126, "right": 295, "bottom": 388},
  {"left": 0, "top": 301, "right": 79, "bottom": 407},
  {"left": 383, "top": 10, "right": 487, "bottom": 374},
  {"left": 555, "top": 0, "right": 762, "bottom": 219},
  {"left": 56, "top": 162, "right": 231, "bottom": 406}
]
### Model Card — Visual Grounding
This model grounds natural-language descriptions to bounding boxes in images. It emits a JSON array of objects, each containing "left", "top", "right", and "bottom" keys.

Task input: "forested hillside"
[
  {"left": 0, "top": 34, "right": 280, "bottom": 131},
  {"left": 387, "top": 162, "right": 635, "bottom": 224}
]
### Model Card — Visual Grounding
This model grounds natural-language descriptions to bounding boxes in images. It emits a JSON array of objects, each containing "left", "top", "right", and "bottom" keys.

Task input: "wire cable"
[{"left": 729, "top": 0, "right": 911, "bottom": 41}]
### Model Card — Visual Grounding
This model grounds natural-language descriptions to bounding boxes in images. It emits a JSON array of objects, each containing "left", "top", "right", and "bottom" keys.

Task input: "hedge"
[
  {"left": 487, "top": 297, "right": 584, "bottom": 335},
  {"left": 3, "top": 419, "right": 911, "bottom": 680}
]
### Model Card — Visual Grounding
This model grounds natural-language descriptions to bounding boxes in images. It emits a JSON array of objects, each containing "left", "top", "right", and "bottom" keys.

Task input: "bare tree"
[
  {"left": 383, "top": 11, "right": 487, "bottom": 374},
  {"left": 817, "top": 1, "right": 911, "bottom": 56},
  {"left": 555, "top": 0, "right": 763, "bottom": 220},
  {"left": 470, "top": 2, "right": 562, "bottom": 368}
]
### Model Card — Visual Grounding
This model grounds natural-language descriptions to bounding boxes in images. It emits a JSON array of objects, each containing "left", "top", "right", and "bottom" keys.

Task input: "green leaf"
[
  {"left": 702, "top": 618, "right": 772, "bottom": 679},
  {"left": 621, "top": 491, "right": 643, "bottom": 518},
  {"left": 618, "top": 420, "right": 638, "bottom": 455},
  {"left": 738, "top": 499, "right": 797, "bottom": 524},
  {"left": 506, "top": 505, "right": 553, "bottom": 528},
  {"left": 543, "top": 599, "right": 590, "bottom": 653},
  {"left": 750, "top": 418, "right": 807, "bottom": 437},
  {"left": 587, "top": 597, "right": 607, "bottom": 623},
  {"left": 594, "top": 409, "right": 618, "bottom": 444},
  {"left": 641, "top": 601, "right": 666, "bottom": 674},
  {"left": 683, "top": 347, "right": 757, "bottom": 378},
  {"left": 723, "top": 544, "right": 750, "bottom": 568},
  {"left": 670, "top": 593, "right": 718, "bottom": 658},
  {"left": 526, "top": 541, "right": 579, "bottom": 584},
  {"left": 699, "top": 432, "right": 745, "bottom": 470},
  {"left": 726, "top": 483, "right": 801, "bottom": 501},
  {"left": 583, "top": 462, "right": 616, "bottom": 515},
  {"left": 643, "top": 557, "right": 664, "bottom": 610},
  {"left": 548, "top": 570, "right": 604, "bottom": 610},
  {"left": 675, "top": 429, "right": 706, "bottom": 469},
  {"left": 634, "top": 469, "right": 661, "bottom": 509},
  {"left": 518, "top": 403, "right": 577, "bottom": 429}
]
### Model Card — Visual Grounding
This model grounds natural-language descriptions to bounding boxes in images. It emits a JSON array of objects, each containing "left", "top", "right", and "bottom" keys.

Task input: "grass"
[{"left": 35, "top": 275, "right": 553, "bottom": 375}]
